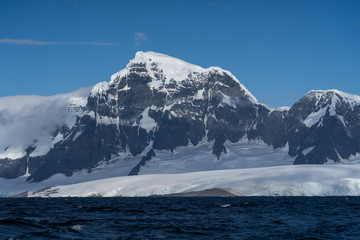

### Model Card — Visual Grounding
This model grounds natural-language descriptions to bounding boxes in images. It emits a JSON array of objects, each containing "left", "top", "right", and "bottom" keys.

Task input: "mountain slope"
[
  {"left": 27, "top": 51, "right": 263, "bottom": 182},
  {"left": 1, "top": 51, "right": 360, "bottom": 182}
]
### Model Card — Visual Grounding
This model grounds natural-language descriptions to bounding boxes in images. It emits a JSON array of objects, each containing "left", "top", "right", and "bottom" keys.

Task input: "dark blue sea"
[{"left": 1, "top": 197, "right": 360, "bottom": 239}]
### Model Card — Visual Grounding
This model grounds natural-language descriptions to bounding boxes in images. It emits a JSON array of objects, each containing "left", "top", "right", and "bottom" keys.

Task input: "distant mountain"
[
  {"left": 1, "top": 51, "right": 359, "bottom": 182},
  {"left": 287, "top": 90, "right": 360, "bottom": 164}
]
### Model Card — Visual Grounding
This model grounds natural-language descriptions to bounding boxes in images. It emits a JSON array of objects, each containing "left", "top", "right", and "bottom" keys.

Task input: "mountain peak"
[
  {"left": 132, "top": 51, "right": 204, "bottom": 72},
  {"left": 292, "top": 89, "right": 360, "bottom": 128},
  {"left": 110, "top": 51, "right": 205, "bottom": 84},
  {"left": 108, "top": 51, "right": 257, "bottom": 102},
  {"left": 305, "top": 89, "right": 360, "bottom": 109},
  {"left": 308, "top": 89, "right": 360, "bottom": 99}
]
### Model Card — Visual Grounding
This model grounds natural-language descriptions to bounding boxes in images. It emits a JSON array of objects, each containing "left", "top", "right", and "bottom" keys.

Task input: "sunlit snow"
[
  {"left": 21, "top": 164, "right": 360, "bottom": 197},
  {"left": 139, "top": 107, "right": 156, "bottom": 132},
  {"left": 303, "top": 107, "right": 327, "bottom": 127},
  {"left": 109, "top": 51, "right": 257, "bottom": 102},
  {"left": 140, "top": 141, "right": 293, "bottom": 174}
]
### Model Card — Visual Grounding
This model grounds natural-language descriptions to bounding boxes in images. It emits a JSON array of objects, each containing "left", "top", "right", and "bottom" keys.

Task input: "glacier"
[{"left": 5, "top": 164, "right": 360, "bottom": 197}]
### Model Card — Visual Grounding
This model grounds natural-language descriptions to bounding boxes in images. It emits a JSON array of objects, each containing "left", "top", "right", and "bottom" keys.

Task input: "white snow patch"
[
  {"left": 303, "top": 107, "right": 327, "bottom": 128},
  {"left": 220, "top": 93, "right": 235, "bottom": 107},
  {"left": 147, "top": 79, "right": 163, "bottom": 90},
  {"left": 72, "top": 130, "right": 84, "bottom": 141},
  {"left": 84, "top": 111, "right": 95, "bottom": 119},
  {"left": 139, "top": 108, "right": 157, "bottom": 133},
  {"left": 52, "top": 132, "right": 64, "bottom": 145},
  {"left": 277, "top": 106, "right": 290, "bottom": 111},
  {"left": 193, "top": 89, "right": 205, "bottom": 100},
  {"left": 119, "top": 84, "right": 131, "bottom": 91},
  {"left": 302, "top": 146, "right": 315, "bottom": 155},
  {"left": 96, "top": 115, "right": 117, "bottom": 125},
  {"left": 90, "top": 82, "right": 109, "bottom": 97},
  {"left": 329, "top": 106, "right": 336, "bottom": 116}
]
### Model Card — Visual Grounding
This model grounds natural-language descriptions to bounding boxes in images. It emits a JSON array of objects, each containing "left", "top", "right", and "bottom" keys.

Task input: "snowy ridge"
[
  {"left": 305, "top": 89, "right": 360, "bottom": 112},
  {"left": 307, "top": 89, "right": 360, "bottom": 106},
  {"left": 90, "top": 81, "right": 109, "bottom": 98},
  {"left": 22, "top": 164, "right": 360, "bottom": 197},
  {"left": 302, "top": 89, "right": 360, "bottom": 128}
]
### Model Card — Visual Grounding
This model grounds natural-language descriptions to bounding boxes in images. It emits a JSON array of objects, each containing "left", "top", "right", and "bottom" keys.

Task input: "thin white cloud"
[
  {"left": 77, "top": 42, "right": 119, "bottom": 46},
  {"left": 134, "top": 32, "right": 147, "bottom": 46},
  {"left": 0, "top": 38, "right": 119, "bottom": 46},
  {"left": 0, "top": 39, "right": 58, "bottom": 45}
]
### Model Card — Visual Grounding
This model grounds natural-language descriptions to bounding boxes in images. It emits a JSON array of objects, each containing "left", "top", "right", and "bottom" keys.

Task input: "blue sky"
[{"left": 1, "top": 0, "right": 359, "bottom": 107}]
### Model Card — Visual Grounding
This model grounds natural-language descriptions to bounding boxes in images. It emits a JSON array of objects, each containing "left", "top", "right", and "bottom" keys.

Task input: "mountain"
[
  {"left": 288, "top": 90, "right": 360, "bottom": 164},
  {"left": 1, "top": 51, "right": 359, "bottom": 183}
]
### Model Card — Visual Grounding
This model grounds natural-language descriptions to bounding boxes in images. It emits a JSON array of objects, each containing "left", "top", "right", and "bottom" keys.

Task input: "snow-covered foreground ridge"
[{"left": 22, "top": 165, "right": 360, "bottom": 197}]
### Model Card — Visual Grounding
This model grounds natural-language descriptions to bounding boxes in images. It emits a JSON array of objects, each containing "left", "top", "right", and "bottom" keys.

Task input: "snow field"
[{"left": 25, "top": 164, "right": 360, "bottom": 197}]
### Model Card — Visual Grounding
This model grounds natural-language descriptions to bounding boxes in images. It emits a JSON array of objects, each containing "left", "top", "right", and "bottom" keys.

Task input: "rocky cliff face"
[
  {"left": 1, "top": 52, "right": 360, "bottom": 182},
  {"left": 287, "top": 90, "right": 360, "bottom": 164}
]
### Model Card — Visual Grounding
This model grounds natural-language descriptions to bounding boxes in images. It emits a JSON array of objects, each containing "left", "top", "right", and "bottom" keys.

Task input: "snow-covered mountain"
[
  {"left": 1, "top": 51, "right": 360, "bottom": 186},
  {"left": 287, "top": 89, "right": 360, "bottom": 164}
]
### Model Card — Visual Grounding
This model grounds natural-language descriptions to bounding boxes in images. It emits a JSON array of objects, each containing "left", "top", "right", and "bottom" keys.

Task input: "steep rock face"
[
  {"left": 247, "top": 105, "right": 288, "bottom": 149},
  {"left": 1, "top": 51, "right": 360, "bottom": 182},
  {"left": 249, "top": 89, "right": 360, "bottom": 165},
  {"left": 27, "top": 51, "right": 260, "bottom": 181},
  {"left": 286, "top": 90, "right": 360, "bottom": 164}
]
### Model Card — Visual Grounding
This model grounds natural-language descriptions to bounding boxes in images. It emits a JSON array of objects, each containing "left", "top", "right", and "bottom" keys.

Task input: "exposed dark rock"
[
  {"left": 1, "top": 52, "right": 360, "bottom": 182},
  {"left": 128, "top": 149, "right": 156, "bottom": 176}
]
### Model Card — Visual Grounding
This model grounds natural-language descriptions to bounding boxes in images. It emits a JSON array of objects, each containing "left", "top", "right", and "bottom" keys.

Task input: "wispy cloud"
[
  {"left": 0, "top": 38, "right": 119, "bottom": 46},
  {"left": 0, "top": 39, "right": 58, "bottom": 45},
  {"left": 134, "top": 32, "right": 147, "bottom": 46},
  {"left": 77, "top": 42, "right": 119, "bottom": 46}
]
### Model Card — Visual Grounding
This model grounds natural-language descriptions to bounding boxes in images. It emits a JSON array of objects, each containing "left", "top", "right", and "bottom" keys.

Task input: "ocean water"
[{"left": 1, "top": 197, "right": 360, "bottom": 239}]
